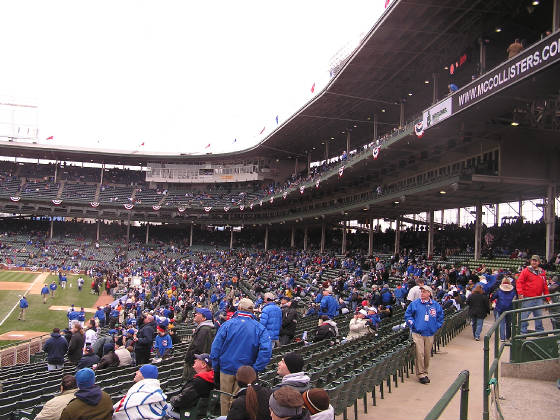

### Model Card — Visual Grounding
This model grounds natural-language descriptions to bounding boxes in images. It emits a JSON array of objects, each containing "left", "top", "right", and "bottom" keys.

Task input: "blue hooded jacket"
[
  {"left": 319, "top": 294, "right": 339, "bottom": 319},
  {"left": 211, "top": 311, "right": 272, "bottom": 375},
  {"left": 494, "top": 289, "right": 515, "bottom": 313},
  {"left": 404, "top": 298, "right": 444, "bottom": 336},
  {"left": 259, "top": 302, "right": 282, "bottom": 340},
  {"left": 43, "top": 332, "right": 69, "bottom": 365}
]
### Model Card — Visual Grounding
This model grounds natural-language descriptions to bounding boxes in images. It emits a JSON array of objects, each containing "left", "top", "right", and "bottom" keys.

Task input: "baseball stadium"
[{"left": 0, "top": 0, "right": 559, "bottom": 419}]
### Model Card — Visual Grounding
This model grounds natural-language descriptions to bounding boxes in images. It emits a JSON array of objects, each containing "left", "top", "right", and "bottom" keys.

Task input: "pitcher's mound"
[{"left": 0, "top": 331, "right": 48, "bottom": 340}]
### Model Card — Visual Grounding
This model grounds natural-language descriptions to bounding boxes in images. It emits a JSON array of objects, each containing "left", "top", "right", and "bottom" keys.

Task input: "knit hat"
[
  {"left": 358, "top": 309, "right": 368, "bottom": 316},
  {"left": 238, "top": 298, "right": 254, "bottom": 311},
  {"left": 157, "top": 325, "right": 166, "bottom": 333},
  {"left": 269, "top": 386, "right": 305, "bottom": 419},
  {"left": 499, "top": 278, "right": 514, "bottom": 292},
  {"left": 103, "top": 342, "right": 114, "bottom": 354},
  {"left": 283, "top": 352, "right": 304, "bottom": 374},
  {"left": 302, "top": 388, "right": 330, "bottom": 415},
  {"left": 139, "top": 364, "right": 159, "bottom": 379},
  {"left": 75, "top": 368, "right": 95, "bottom": 389},
  {"left": 195, "top": 307, "right": 213, "bottom": 320}
]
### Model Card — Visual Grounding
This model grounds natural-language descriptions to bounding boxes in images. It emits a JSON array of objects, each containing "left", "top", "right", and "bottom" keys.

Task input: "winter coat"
[
  {"left": 313, "top": 321, "right": 337, "bottom": 342},
  {"left": 84, "top": 329, "right": 98, "bottom": 347},
  {"left": 347, "top": 317, "right": 371, "bottom": 340},
  {"left": 136, "top": 320, "right": 156, "bottom": 351},
  {"left": 272, "top": 372, "right": 311, "bottom": 393},
  {"left": 113, "top": 378, "right": 167, "bottom": 420},
  {"left": 318, "top": 295, "right": 339, "bottom": 319},
  {"left": 466, "top": 293, "right": 490, "bottom": 319},
  {"left": 516, "top": 267, "right": 549, "bottom": 298},
  {"left": 210, "top": 311, "right": 272, "bottom": 375},
  {"left": 67, "top": 332, "right": 85, "bottom": 364},
  {"left": 404, "top": 298, "right": 444, "bottom": 337},
  {"left": 77, "top": 353, "right": 100, "bottom": 370},
  {"left": 492, "top": 289, "right": 516, "bottom": 313},
  {"left": 97, "top": 351, "right": 119, "bottom": 370},
  {"left": 60, "top": 385, "right": 113, "bottom": 420},
  {"left": 280, "top": 305, "right": 299, "bottom": 338},
  {"left": 310, "top": 405, "right": 335, "bottom": 420},
  {"left": 260, "top": 302, "right": 283, "bottom": 340},
  {"left": 43, "top": 332, "right": 69, "bottom": 365},
  {"left": 115, "top": 347, "right": 133, "bottom": 366},
  {"left": 227, "top": 385, "right": 272, "bottom": 420},
  {"left": 185, "top": 320, "right": 216, "bottom": 365},
  {"left": 34, "top": 389, "right": 77, "bottom": 420},
  {"left": 170, "top": 370, "right": 214, "bottom": 410}
]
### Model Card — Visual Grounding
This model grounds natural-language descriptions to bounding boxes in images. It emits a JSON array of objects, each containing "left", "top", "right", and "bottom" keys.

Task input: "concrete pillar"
[
  {"left": 50, "top": 219, "right": 54, "bottom": 239},
  {"left": 545, "top": 184, "right": 556, "bottom": 263},
  {"left": 189, "top": 223, "right": 193, "bottom": 247},
  {"left": 126, "top": 217, "right": 131, "bottom": 243},
  {"left": 341, "top": 221, "right": 347, "bottom": 255},
  {"left": 553, "top": 0, "right": 560, "bottom": 31},
  {"left": 54, "top": 162, "right": 58, "bottom": 183},
  {"left": 474, "top": 203, "right": 483, "bottom": 260},
  {"left": 432, "top": 72, "right": 439, "bottom": 104},
  {"left": 518, "top": 200, "right": 523, "bottom": 220},
  {"left": 427, "top": 210, "right": 434, "bottom": 258},
  {"left": 324, "top": 142, "right": 329, "bottom": 161},
  {"left": 320, "top": 222, "right": 326, "bottom": 253},
  {"left": 346, "top": 131, "right": 351, "bottom": 153},
  {"left": 303, "top": 226, "right": 308, "bottom": 251},
  {"left": 399, "top": 101, "right": 405, "bottom": 129},
  {"left": 290, "top": 226, "right": 295, "bottom": 248},
  {"left": 96, "top": 219, "right": 100, "bottom": 241},
  {"left": 100, "top": 164, "right": 105, "bottom": 184},
  {"left": 394, "top": 218, "right": 401, "bottom": 255},
  {"left": 264, "top": 225, "right": 269, "bottom": 251},
  {"left": 145, "top": 222, "right": 149, "bottom": 244},
  {"left": 494, "top": 204, "right": 499, "bottom": 227},
  {"left": 478, "top": 37, "right": 486, "bottom": 75},
  {"left": 456, "top": 208, "right": 461, "bottom": 226},
  {"left": 373, "top": 114, "right": 378, "bottom": 140},
  {"left": 368, "top": 218, "right": 374, "bottom": 256},
  {"left": 440, "top": 209, "right": 445, "bottom": 225},
  {"left": 230, "top": 227, "right": 234, "bottom": 250}
]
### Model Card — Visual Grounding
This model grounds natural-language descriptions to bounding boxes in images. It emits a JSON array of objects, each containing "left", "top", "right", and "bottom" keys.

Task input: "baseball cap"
[
  {"left": 195, "top": 307, "right": 213, "bottom": 320},
  {"left": 530, "top": 255, "right": 541, "bottom": 263},
  {"left": 264, "top": 292, "right": 276, "bottom": 301},
  {"left": 358, "top": 309, "right": 368, "bottom": 316},
  {"left": 194, "top": 353, "right": 212, "bottom": 366},
  {"left": 238, "top": 298, "right": 254, "bottom": 311}
]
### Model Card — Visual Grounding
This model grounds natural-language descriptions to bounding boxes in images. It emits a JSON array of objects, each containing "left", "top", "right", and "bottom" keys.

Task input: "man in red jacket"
[{"left": 516, "top": 255, "right": 549, "bottom": 334}]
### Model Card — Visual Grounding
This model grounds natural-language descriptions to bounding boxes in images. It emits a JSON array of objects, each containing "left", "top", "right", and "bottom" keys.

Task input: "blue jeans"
[
  {"left": 520, "top": 298, "right": 544, "bottom": 334},
  {"left": 471, "top": 317, "right": 484, "bottom": 339},
  {"left": 497, "top": 312, "right": 511, "bottom": 340}
]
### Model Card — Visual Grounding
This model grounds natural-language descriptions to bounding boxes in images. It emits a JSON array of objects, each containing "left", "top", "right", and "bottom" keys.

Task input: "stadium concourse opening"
[{"left": 0, "top": 0, "right": 559, "bottom": 419}]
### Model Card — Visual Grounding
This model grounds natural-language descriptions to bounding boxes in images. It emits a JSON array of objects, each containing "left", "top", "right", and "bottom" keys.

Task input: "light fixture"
[
  {"left": 341, "top": 131, "right": 345, "bottom": 134},
  {"left": 381, "top": 109, "right": 386, "bottom": 113},
  {"left": 424, "top": 80, "right": 430, "bottom": 84},
  {"left": 511, "top": 121, "right": 519, "bottom": 126},
  {"left": 532, "top": 0, "right": 539, "bottom": 5},
  {"left": 362, "top": 208, "right": 368, "bottom": 211},
  {"left": 321, "top": 142, "right": 324, "bottom": 145},
  {"left": 495, "top": 27, "right": 502, "bottom": 33},
  {"left": 312, "top": 147, "right": 316, "bottom": 150},
  {"left": 353, "top": 124, "right": 357, "bottom": 128},
  {"left": 439, "top": 190, "right": 447, "bottom": 195},
  {"left": 394, "top": 201, "right": 399, "bottom": 204},
  {"left": 330, "top": 137, "right": 334, "bottom": 140},
  {"left": 408, "top": 92, "right": 413, "bottom": 96},
  {"left": 444, "top": 66, "right": 449, "bottom": 70}
]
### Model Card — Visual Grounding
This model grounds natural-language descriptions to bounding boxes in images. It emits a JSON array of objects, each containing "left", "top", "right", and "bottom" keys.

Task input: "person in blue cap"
[
  {"left": 60, "top": 368, "right": 113, "bottom": 420},
  {"left": 18, "top": 295, "right": 28, "bottom": 321}
]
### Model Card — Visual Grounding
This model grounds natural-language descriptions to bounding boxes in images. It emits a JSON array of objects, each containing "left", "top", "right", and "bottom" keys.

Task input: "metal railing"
[
  {"left": 482, "top": 293, "right": 560, "bottom": 420},
  {"left": 424, "top": 370, "right": 469, "bottom": 420},
  {"left": 0, "top": 332, "right": 51, "bottom": 367}
]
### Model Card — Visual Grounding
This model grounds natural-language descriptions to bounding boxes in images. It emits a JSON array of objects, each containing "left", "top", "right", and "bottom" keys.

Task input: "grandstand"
[{"left": 0, "top": 0, "right": 559, "bottom": 419}]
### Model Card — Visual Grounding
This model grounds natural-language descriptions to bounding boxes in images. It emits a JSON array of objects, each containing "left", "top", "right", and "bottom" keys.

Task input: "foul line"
[{"left": 0, "top": 272, "right": 49, "bottom": 327}]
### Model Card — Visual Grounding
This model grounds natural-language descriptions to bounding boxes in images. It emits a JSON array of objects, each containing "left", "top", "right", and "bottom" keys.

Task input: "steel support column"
[
  {"left": 320, "top": 222, "right": 326, "bottom": 253},
  {"left": 50, "top": 220, "right": 54, "bottom": 239},
  {"left": 368, "top": 218, "right": 374, "bottom": 256},
  {"left": 264, "top": 225, "right": 269, "bottom": 252},
  {"left": 474, "top": 204, "right": 482, "bottom": 260},
  {"left": 230, "top": 227, "right": 234, "bottom": 250},
  {"left": 189, "top": 223, "right": 193, "bottom": 247},
  {"left": 394, "top": 218, "right": 401, "bottom": 256},
  {"left": 545, "top": 184, "right": 556, "bottom": 263},
  {"left": 145, "top": 222, "right": 149, "bottom": 245},
  {"left": 303, "top": 226, "right": 308, "bottom": 251},
  {"left": 96, "top": 219, "right": 100, "bottom": 241},
  {"left": 290, "top": 226, "right": 295, "bottom": 248},
  {"left": 427, "top": 210, "right": 434, "bottom": 258},
  {"left": 341, "top": 221, "right": 347, "bottom": 255}
]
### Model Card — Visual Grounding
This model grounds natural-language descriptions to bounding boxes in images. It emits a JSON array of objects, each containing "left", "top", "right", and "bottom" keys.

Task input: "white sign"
[{"left": 422, "top": 97, "right": 452, "bottom": 130}]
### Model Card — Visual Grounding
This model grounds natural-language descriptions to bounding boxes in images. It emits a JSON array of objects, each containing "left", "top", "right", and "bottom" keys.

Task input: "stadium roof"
[{"left": 0, "top": 0, "right": 545, "bottom": 166}]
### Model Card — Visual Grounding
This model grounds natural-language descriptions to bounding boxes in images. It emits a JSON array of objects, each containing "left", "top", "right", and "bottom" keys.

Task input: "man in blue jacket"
[
  {"left": 94, "top": 306, "right": 106, "bottom": 327},
  {"left": 404, "top": 285, "right": 444, "bottom": 384},
  {"left": 319, "top": 289, "right": 339, "bottom": 319},
  {"left": 210, "top": 298, "right": 272, "bottom": 415},
  {"left": 18, "top": 295, "right": 28, "bottom": 320},
  {"left": 43, "top": 327, "right": 69, "bottom": 370},
  {"left": 260, "top": 292, "right": 282, "bottom": 348},
  {"left": 41, "top": 284, "right": 50, "bottom": 304}
]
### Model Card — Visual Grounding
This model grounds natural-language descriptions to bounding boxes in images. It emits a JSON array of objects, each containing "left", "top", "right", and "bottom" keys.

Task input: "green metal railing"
[
  {"left": 424, "top": 370, "right": 469, "bottom": 420},
  {"left": 482, "top": 293, "right": 560, "bottom": 420}
]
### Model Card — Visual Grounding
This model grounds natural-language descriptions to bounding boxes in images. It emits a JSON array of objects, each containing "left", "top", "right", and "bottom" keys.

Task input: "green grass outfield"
[
  {"left": 0, "top": 274, "right": 99, "bottom": 341},
  {"left": 0, "top": 271, "right": 39, "bottom": 282}
]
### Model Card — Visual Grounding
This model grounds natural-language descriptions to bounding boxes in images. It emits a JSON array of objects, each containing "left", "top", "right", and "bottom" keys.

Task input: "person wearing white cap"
[{"left": 346, "top": 309, "right": 371, "bottom": 341}]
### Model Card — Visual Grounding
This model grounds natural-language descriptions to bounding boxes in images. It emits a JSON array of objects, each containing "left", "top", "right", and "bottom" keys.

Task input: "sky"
[{"left": 0, "top": 0, "right": 388, "bottom": 154}]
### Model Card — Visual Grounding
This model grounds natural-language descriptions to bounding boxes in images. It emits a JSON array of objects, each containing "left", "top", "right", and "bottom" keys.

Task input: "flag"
[
  {"left": 205, "top": 143, "right": 211, "bottom": 149},
  {"left": 259, "top": 127, "right": 266, "bottom": 135},
  {"left": 46, "top": 136, "right": 54, "bottom": 140},
  {"left": 311, "top": 83, "right": 315, "bottom": 93},
  {"left": 385, "top": 0, "right": 391, "bottom": 8},
  {"left": 275, "top": 115, "right": 279, "bottom": 125},
  {"left": 373, "top": 146, "right": 380, "bottom": 159}
]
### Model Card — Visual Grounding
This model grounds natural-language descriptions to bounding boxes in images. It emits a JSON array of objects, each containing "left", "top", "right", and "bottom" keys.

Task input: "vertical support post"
[
  {"left": 518, "top": 200, "right": 523, "bottom": 220},
  {"left": 479, "top": 37, "right": 486, "bottom": 75},
  {"left": 432, "top": 72, "right": 439, "bottom": 104},
  {"left": 100, "top": 163, "right": 105, "bottom": 185},
  {"left": 189, "top": 223, "right": 193, "bottom": 247},
  {"left": 264, "top": 225, "right": 269, "bottom": 251},
  {"left": 54, "top": 161, "right": 58, "bottom": 183},
  {"left": 456, "top": 208, "right": 461, "bottom": 226},
  {"left": 440, "top": 209, "right": 445, "bottom": 225},
  {"left": 96, "top": 219, "right": 100, "bottom": 241},
  {"left": 553, "top": 0, "right": 560, "bottom": 31},
  {"left": 545, "top": 184, "right": 556, "bottom": 263},
  {"left": 49, "top": 219, "right": 54, "bottom": 239},
  {"left": 399, "top": 101, "right": 405, "bottom": 129},
  {"left": 368, "top": 218, "right": 374, "bottom": 256},
  {"left": 474, "top": 203, "right": 482, "bottom": 260},
  {"left": 290, "top": 226, "right": 295, "bottom": 248},
  {"left": 294, "top": 158, "right": 299, "bottom": 176},
  {"left": 126, "top": 215, "right": 131, "bottom": 244},
  {"left": 394, "top": 218, "right": 401, "bottom": 255},
  {"left": 346, "top": 131, "right": 351, "bottom": 153},
  {"left": 307, "top": 152, "right": 311, "bottom": 177},
  {"left": 320, "top": 222, "right": 326, "bottom": 253},
  {"left": 459, "top": 371, "right": 470, "bottom": 420},
  {"left": 373, "top": 114, "right": 378, "bottom": 140},
  {"left": 324, "top": 142, "right": 329, "bottom": 162},
  {"left": 341, "top": 221, "right": 347, "bottom": 255},
  {"left": 494, "top": 204, "right": 499, "bottom": 227},
  {"left": 427, "top": 211, "right": 434, "bottom": 258},
  {"left": 145, "top": 222, "right": 149, "bottom": 245},
  {"left": 230, "top": 226, "right": 234, "bottom": 250},
  {"left": 303, "top": 226, "right": 308, "bottom": 251}
]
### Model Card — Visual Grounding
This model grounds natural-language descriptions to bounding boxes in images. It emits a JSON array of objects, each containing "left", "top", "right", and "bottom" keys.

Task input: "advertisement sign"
[{"left": 422, "top": 97, "right": 452, "bottom": 130}]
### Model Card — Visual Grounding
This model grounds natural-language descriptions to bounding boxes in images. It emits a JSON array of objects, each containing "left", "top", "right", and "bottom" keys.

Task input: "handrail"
[
  {"left": 482, "top": 294, "right": 560, "bottom": 420},
  {"left": 424, "top": 370, "right": 469, "bottom": 420}
]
